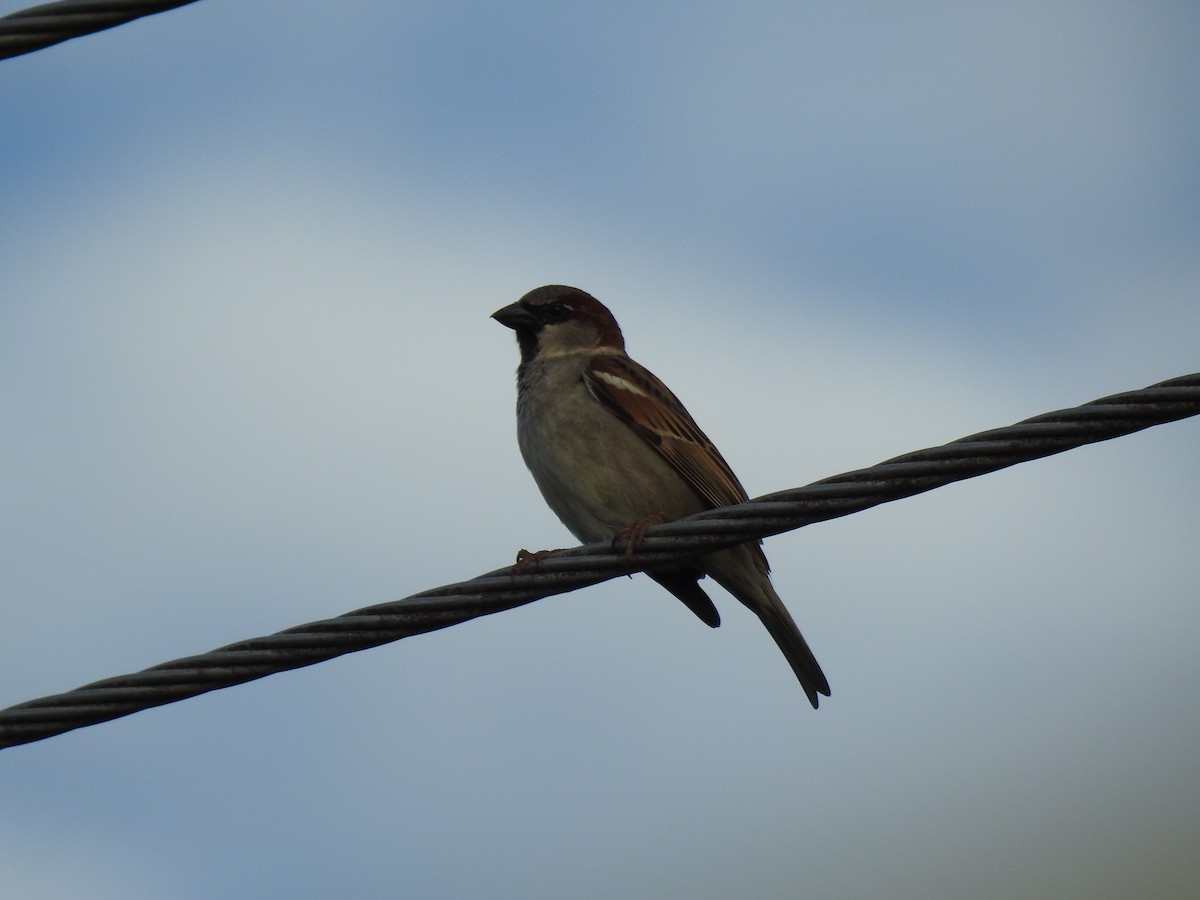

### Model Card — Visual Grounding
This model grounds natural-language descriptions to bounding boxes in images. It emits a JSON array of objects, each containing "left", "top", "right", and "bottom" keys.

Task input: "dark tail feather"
[
  {"left": 707, "top": 545, "right": 831, "bottom": 708},
  {"left": 755, "top": 599, "right": 831, "bottom": 709},
  {"left": 652, "top": 552, "right": 830, "bottom": 708},
  {"left": 648, "top": 571, "right": 721, "bottom": 628}
]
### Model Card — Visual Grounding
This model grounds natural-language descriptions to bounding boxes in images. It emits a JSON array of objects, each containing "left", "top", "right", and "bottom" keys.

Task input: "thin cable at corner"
[{"left": 0, "top": 0, "right": 201, "bottom": 61}]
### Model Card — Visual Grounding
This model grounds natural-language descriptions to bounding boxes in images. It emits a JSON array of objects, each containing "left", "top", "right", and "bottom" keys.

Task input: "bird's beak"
[{"left": 491, "top": 302, "right": 535, "bottom": 331}]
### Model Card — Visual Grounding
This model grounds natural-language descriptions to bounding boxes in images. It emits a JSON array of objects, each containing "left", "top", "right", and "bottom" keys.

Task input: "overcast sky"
[{"left": 2, "top": 3, "right": 1198, "bottom": 898}]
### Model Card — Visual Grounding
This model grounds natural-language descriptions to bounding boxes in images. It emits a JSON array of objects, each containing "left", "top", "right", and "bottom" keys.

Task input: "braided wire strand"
[
  {"left": 0, "top": 0, "right": 200, "bottom": 60},
  {"left": 1, "top": 373, "right": 1197, "bottom": 748}
]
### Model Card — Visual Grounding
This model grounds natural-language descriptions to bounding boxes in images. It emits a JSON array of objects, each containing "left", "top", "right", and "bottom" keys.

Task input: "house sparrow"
[{"left": 492, "top": 285, "right": 831, "bottom": 707}]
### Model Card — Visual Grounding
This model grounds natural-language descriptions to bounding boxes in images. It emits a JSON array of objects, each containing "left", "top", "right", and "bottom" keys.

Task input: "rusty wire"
[{"left": 1, "top": 372, "right": 1196, "bottom": 750}]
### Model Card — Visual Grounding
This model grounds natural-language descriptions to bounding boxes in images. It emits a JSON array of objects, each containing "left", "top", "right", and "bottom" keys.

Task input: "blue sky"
[{"left": 2, "top": 2, "right": 1198, "bottom": 897}]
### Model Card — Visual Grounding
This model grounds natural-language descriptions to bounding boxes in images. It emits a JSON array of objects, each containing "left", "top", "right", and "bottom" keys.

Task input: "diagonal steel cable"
[
  {"left": 0, "top": 0, "right": 200, "bottom": 61},
  {"left": 1, "top": 372, "right": 1197, "bottom": 749}
]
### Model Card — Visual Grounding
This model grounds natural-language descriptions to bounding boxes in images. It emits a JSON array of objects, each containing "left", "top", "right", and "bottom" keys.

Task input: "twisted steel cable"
[
  {"left": 0, "top": 0, "right": 199, "bottom": 60},
  {"left": 1, "top": 372, "right": 1197, "bottom": 749}
]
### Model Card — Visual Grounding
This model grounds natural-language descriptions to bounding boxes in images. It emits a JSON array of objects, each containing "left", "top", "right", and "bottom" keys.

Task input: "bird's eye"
[{"left": 542, "top": 302, "right": 571, "bottom": 323}]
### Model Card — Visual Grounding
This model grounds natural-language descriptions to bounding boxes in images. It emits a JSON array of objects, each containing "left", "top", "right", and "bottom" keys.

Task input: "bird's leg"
[
  {"left": 513, "top": 548, "right": 561, "bottom": 572},
  {"left": 612, "top": 512, "right": 667, "bottom": 561}
]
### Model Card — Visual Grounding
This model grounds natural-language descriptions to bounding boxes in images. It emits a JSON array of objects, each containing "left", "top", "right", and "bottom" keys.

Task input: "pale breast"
[{"left": 516, "top": 357, "right": 706, "bottom": 542}]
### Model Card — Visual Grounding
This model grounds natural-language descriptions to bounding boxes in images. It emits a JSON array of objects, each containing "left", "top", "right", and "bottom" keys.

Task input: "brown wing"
[{"left": 584, "top": 353, "right": 750, "bottom": 510}]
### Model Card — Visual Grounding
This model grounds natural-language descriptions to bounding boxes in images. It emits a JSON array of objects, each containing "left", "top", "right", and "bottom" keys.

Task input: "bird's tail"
[
  {"left": 753, "top": 588, "right": 831, "bottom": 709},
  {"left": 708, "top": 545, "right": 831, "bottom": 709}
]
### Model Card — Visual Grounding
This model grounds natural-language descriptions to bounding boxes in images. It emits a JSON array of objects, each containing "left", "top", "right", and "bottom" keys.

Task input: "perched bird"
[{"left": 492, "top": 285, "right": 830, "bottom": 707}]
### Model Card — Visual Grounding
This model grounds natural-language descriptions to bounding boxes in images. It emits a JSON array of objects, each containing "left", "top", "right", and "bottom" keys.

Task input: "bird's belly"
[{"left": 518, "top": 403, "right": 704, "bottom": 543}]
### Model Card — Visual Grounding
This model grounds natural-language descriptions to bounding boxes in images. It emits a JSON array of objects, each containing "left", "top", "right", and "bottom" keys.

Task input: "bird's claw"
[
  {"left": 513, "top": 548, "right": 559, "bottom": 572},
  {"left": 612, "top": 512, "right": 667, "bottom": 561}
]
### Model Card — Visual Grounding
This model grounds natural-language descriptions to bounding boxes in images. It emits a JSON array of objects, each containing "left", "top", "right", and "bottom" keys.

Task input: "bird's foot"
[
  {"left": 612, "top": 512, "right": 667, "bottom": 561},
  {"left": 513, "top": 548, "right": 561, "bottom": 572}
]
